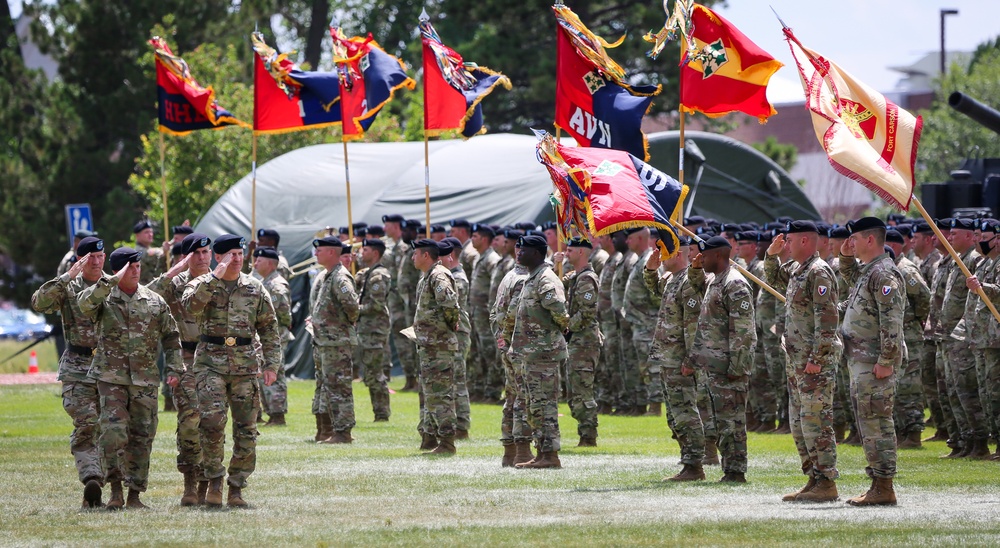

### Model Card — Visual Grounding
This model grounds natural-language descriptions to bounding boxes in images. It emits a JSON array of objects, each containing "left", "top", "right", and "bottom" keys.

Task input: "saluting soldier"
[
  {"left": 356, "top": 238, "right": 392, "bottom": 422},
  {"left": 688, "top": 236, "right": 757, "bottom": 483},
  {"left": 252, "top": 246, "right": 294, "bottom": 427},
  {"left": 79, "top": 246, "right": 182, "bottom": 510},
  {"left": 31, "top": 236, "right": 108, "bottom": 509},
  {"left": 622, "top": 227, "right": 661, "bottom": 416},
  {"left": 132, "top": 220, "right": 166, "bottom": 285},
  {"left": 181, "top": 234, "right": 281, "bottom": 508},
  {"left": 563, "top": 238, "right": 603, "bottom": 447}
]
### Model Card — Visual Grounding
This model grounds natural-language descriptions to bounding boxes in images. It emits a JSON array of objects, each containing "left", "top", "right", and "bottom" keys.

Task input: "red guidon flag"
[
  {"left": 680, "top": 4, "right": 782, "bottom": 122},
  {"left": 784, "top": 27, "right": 921, "bottom": 210}
]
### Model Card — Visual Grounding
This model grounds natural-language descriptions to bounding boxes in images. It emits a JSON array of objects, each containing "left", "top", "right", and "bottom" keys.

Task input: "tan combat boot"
[
  {"left": 940, "top": 444, "right": 964, "bottom": 458},
  {"left": 83, "top": 477, "right": 102, "bottom": 509},
  {"left": 501, "top": 444, "right": 517, "bottom": 467},
  {"left": 517, "top": 450, "right": 561, "bottom": 469},
  {"left": 455, "top": 429, "right": 469, "bottom": 440},
  {"left": 576, "top": 436, "right": 597, "bottom": 447},
  {"left": 428, "top": 437, "right": 456, "bottom": 455},
  {"left": 125, "top": 488, "right": 148, "bottom": 510},
  {"left": 702, "top": 440, "right": 720, "bottom": 466},
  {"left": 664, "top": 464, "right": 705, "bottom": 482},
  {"left": 320, "top": 429, "right": 353, "bottom": 444},
  {"left": 782, "top": 476, "right": 817, "bottom": 502},
  {"left": 227, "top": 484, "right": 248, "bottom": 508},
  {"left": 263, "top": 413, "right": 286, "bottom": 427},
  {"left": 924, "top": 427, "right": 948, "bottom": 442},
  {"left": 833, "top": 424, "right": 846, "bottom": 443},
  {"left": 719, "top": 471, "right": 746, "bottom": 483},
  {"left": 966, "top": 439, "right": 992, "bottom": 459},
  {"left": 105, "top": 481, "right": 124, "bottom": 511},
  {"left": 313, "top": 414, "right": 328, "bottom": 442},
  {"left": 645, "top": 402, "right": 662, "bottom": 416},
  {"left": 197, "top": 480, "right": 209, "bottom": 505},
  {"left": 180, "top": 471, "right": 198, "bottom": 507},
  {"left": 512, "top": 442, "right": 534, "bottom": 466},
  {"left": 847, "top": 477, "right": 896, "bottom": 506},
  {"left": 897, "top": 430, "right": 922, "bottom": 449},
  {"left": 796, "top": 478, "right": 839, "bottom": 502},
  {"left": 205, "top": 477, "right": 224, "bottom": 507},
  {"left": 419, "top": 433, "right": 438, "bottom": 451}
]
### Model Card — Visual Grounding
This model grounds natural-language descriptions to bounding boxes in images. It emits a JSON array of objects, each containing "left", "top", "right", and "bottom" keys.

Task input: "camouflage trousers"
[
  {"left": 466, "top": 333, "right": 482, "bottom": 400},
  {"left": 635, "top": 330, "right": 662, "bottom": 405},
  {"left": 360, "top": 340, "right": 391, "bottom": 421},
  {"left": 934, "top": 344, "right": 959, "bottom": 446},
  {"left": 97, "top": 381, "right": 158, "bottom": 491},
  {"left": 981, "top": 348, "right": 1000, "bottom": 440},
  {"left": 755, "top": 331, "right": 783, "bottom": 423},
  {"left": 833, "top": 353, "right": 854, "bottom": 432},
  {"left": 311, "top": 345, "right": 326, "bottom": 415},
  {"left": 748, "top": 333, "right": 771, "bottom": 422},
  {"left": 595, "top": 316, "right": 620, "bottom": 409},
  {"left": 787, "top": 363, "right": 838, "bottom": 481},
  {"left": 662, "top": 366, "right": 705, "bottom": 466},
  {"left": 567, "top": 339, "right": 599, "bottom": 439},
  {"left": 619, "top": 319, "right": 640, "bottom": 410},
  {"left": 390, "top": 296, "right": 417, "bottom": 378},
  {"left": 941, "top": 340, "right": 988, "bottom": 443},
  {"left": 848, "top": 362, "right": 897, "bottom": 479},
  {"left": 418, "top": 349, "right": 457, "bottom": 439},
  {"left": 173, "top": 356, "right": 202, "bottom": 477},
  {"left": 474, "top": 319, "right": 503, "bottom": 401},
  {"left": 521, "top": 360, "right": 562, "bottom": 452},
  {"left": 259, "top": 367, "right": 287, "bottom": 416},
  {"left": 455, "top": 331, "right": 472, "bottom": 432},
  {"left": 500, "top": 349, "right": 531, "bottom": 445},
  {"left": 695, "top": 370, "right": 718, "bottom": 445},
  {"left": 61, "top": 380, "right": 102, "bottom": 484},
  {"left": 894, "top": 343, "right": 925, "bottom": 436},
  {"left": 318, "top": 344, "right": 357, "bottom": 433},
  {"left": 197, "top": 371, "right": 259, "bottom": 488},
  {"left": 705, "top": 374, "right": 748, "bottom": 474},
  {"left": 921, "top": 340, "right": 944, "bottom": 430}
]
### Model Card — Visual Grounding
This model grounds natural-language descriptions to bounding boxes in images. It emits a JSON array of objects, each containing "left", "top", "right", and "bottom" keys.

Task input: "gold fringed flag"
[{"left": 784, "top": 27, "right": 921, "bottom": 210}]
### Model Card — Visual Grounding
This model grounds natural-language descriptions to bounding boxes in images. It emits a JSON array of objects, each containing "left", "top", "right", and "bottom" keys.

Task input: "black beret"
[
  {"left": 339, "top": 226, "right": 350, "bottom": 235},
  {"left": 981, "top": 219, "right": 1000, "bottom": 233},
  {"left": 514, "top": 222, "right": 537, "bottom": 231},
  {"left": 815, "top": 222, "right": 831, "bottom": 234},
  {"left": 109, "top": 247, "right": 141, "bottom": 271},
  {"left": 312, "top": 236, "right": 343, "bottom": 249},
  {"left": 541, "top": 221, "right": 558, "bottom": 231},
  {"left": 213, "top": 234, "right": 246, "bottom": 254},
  {"left": 253, "top": 246, "right": 280, "bottom": 260},
  {"left": 698, "top": 236, "right": 732, "bottom": 252},
  {"left": 720, "top": 223, "right": 740, "bottom": 234},
  {"left": 257, "top": 228, "right": 280, "bottom": 244},
  {"left": 412, "top": 238, "right": 439, "bottom": 250},
  {"left": 449, "top": 219, "right": 471, "bottom": 229},
  {"left": 685, "top": 216, "right": 705, "bottom": 225},
  {"left": 401, "top": 219, "right": 423, "bottom": 231},
  {"left": 679, "top": 236, "right": 694, "bottom": 246},
  {"left": 828, "top": 227, "right": 850, "bottom": 239},
  {"left": 894, "top": 223, "right": 913, "bottom": 237},
  {"left": 472, "top": 223, "right": 495, "bottom": 237},
  {"left": 740, "top": 222, "right": 759, "bottom": 231},
  {"left": 884, "top": 245, "right": 896, "bottom": 261},
  {"left": 885, "top": 229, "right": 905, "bottom": 245},
  {"left": 776, "top": 216, "right": 794, "bottom": 223},
  {"left": 173, "top": 225, "right": 194, "bottom": 236},
  {"left": 171, "top": 242, "right": 185, "bottom": 256},
  {"left": 698, "top": 230, "right": 717, "bottom": 238},
  {"left": 74, "top": 229, "right": 98, "bottom": 239},
  {"left": 503, "top": 228, "right": 524, "bottom": 240},
  {"left": 935, "top": 218, "right": 952, "bottom": 230},
  {"left": 436, "top": 240, "right": 455, "bottom": 254},
  {"left": 76, "top": 237, "right": 104, "bottom": 256},
  {"left": 367, "top": 225, "right": 385, "bottom": 237},
  {"left": 382, "top": 214, "right": 404, "bottom": 223},
  {"left": 950, "top": 218, "right": 977, "bottom": 231},
  {"left": 912, "top": 222, "right": 933, "bottom": 234},
  {"left": 430, "top": 224, "right": 446, "bottom": 234},
  {"left": 567, "top": 237, "right": 593, "bottom": 249},
  {"left": 526, "top": 229, "right": 545, "bottom": 238},
  {"left": 886, "top": 213, "right": 906, "bottom": 223},
  {"left": 132, "top": 220, "right": 152, "bottom": 234},
  {"left": 786, "top": 220, "right": 818, "bottom": 234},
  {"left": 734, "top": 231, "right": 758, "bottom": 242},
  {"left": 355, "top": 227, "right": 369, "bottom": 237},
  {"left": 182, "top": 233, "right": 211, "bottom": 255},
  {"left": 757, "top": 231, "right": 774, "bottom": 243},
  {"left": 847, "top": 217, "right": 886, "bottom": 234},
  {"left": 442, "top": 237, "right": 463, "bottom": 250},
  {"left": 362, "top": 238, "right": 386, "bottom": 251},
  {"left": 518, "top": 235, "right": 547, "bottom": 250},
  {"left": 623, "top": 227, "right": 648, "bottom": 236}
]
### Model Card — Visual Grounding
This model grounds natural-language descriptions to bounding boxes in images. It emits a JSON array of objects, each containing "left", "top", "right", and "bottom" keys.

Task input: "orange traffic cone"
[{"left": 28, "top": 350, "right": 39, "bottom": 374}]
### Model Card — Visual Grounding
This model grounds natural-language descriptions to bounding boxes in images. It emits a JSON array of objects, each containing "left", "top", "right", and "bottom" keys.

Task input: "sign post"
[{"left": 64, "top": 204, "right": 93, "bottom": 247}]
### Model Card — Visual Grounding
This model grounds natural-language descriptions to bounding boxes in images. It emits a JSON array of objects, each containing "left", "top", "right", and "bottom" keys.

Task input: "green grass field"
[
  {"left": 1, "top": 378, "right": 997, "bottom": 546},
  {"left": 0, "top": 339, "right": 59, "bottom": 374}
]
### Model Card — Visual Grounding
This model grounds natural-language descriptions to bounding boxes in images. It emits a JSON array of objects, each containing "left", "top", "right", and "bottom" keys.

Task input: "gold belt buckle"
[{"left": 225, "top": 336, "right": 237, "bottom": 347}]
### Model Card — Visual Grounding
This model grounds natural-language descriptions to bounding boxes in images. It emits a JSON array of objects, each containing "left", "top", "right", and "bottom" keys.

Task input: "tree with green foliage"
[{"left": 752, "top": 136, "right": 798, "bottom": 174}]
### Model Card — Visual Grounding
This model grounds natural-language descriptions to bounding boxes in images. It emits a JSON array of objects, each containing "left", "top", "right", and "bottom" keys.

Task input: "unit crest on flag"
[
  {"left": 593, "top": 160, "right": 624, "bottom": 177},
  {"left": 697, "top": 39, "right": 729, "bottom": 78}
]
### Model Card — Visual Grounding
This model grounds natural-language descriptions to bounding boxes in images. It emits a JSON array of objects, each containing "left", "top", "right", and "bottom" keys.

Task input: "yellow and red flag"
[
  {"left": 679, "top": 4, "right": 782, "bottom": 123},
  {"left": 784, "top": 28, "right": 921, "bottom": 211}
]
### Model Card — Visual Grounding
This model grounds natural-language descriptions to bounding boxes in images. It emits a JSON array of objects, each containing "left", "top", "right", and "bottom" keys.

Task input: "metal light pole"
[{"left": 940, "top": 8, "right": 959, "bottom": 76}]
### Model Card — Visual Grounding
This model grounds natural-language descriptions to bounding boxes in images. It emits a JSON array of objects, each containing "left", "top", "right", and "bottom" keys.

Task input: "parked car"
[{"left": 0, "top": 306, "right": 53, "bottom": 341}]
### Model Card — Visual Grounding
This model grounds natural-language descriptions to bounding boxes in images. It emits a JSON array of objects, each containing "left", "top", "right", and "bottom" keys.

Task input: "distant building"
[{"left": 15, "top": 14, "right": 59, "bottom": 80}]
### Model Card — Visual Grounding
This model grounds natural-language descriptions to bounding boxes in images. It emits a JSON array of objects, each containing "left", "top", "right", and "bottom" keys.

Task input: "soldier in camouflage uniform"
[
  {"left": 753, "top": 230, "right": 782, "bottom": 432},
  {"left": 612, "top": 231, "right": 639, "bottom": 415},
  {"left": 397, "top": 220, "right": 424, "bottom": 390},
  {"left": 622, "top": 228, "right": 661, "bottom": 416},
  {"left": 765, "top": 222, "right": 843, "bottom": 503},
  {"left": 884, "top": 229, "right": 931, "bottom": 448},
  {"left": 736, "top": 231, "right": 766, "bottom": 431},
  {"left": 181, "top": 234, "right": 281, "bottom": 508},
  {"left": 688, "top": 236, "right": 757, "bottom": 483},
  {"left": 646, "top": 238, "right": 712, "bottom": 481},
  {"left": 450, "top": 219, "right": 479, "bottom": 280},
  {"left": 79, "top": 246, "right": 182, "bottom": 510},
  {"left": 595, "top": 233, "right": 624, "bottom": 414},
  {"left": 826, "top": 227, "right": 857, "bottom": 442},
  {"left": 307, "top": 236, "right": 360, "bottom": 444},
  {"left": 563, "top": 238, "right": 603, "bottom": 446},
  {"left": 510, "top": 235, "right": 569, "bottom": 469},
  {"left": 441, "top": 237, "right": 473, "bottom": 439},
  {"left": 493, "top": 250, "right": 532, "bottom": 466},
  {"left": 589, "top": 240, "right": 610, "bottom": 276},
  {"left": 382, "top": 215, "right": 418, "bottom": 391},
  {"left": 489, "top": 232, "right": 517, "bottom": 321},
  {"left": 247, "top": 228, "right": 293, "bottom": 281},
  {"left": 146, "top": 233, "right": 212, "bottom": 506},
  {"left": 31, "top": 236, "right": 107, "bottom": 509},
  {"left": 251, "top": 246, "right": 293, "bottom": 426},
  {"left": 411, "top": 239, "right": 461, "bottom": 455},
  {"left": 838, "top": 217, "right": 904, "bottom": 506},
  {"left": 912, "top": 222, "right": 947, "bottom": 440},
  {"left": 132, "top": 220, "right": 166, "bottom": 285},
  {"left": 469, "top": 224, "right": 502, "bottom": 402},
  {"left": 966, "top": 220, "right": 1000, "bottom": 459},
  {"left": 356, "top": 239, "right": 393, "bottom": 422},
  {"left": 927, "top": 223, "right": 957, "bottom": 445}
]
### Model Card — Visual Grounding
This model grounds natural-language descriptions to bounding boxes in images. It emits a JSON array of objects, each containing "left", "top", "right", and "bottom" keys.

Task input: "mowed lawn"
[{"left": 1, "top": 378, "right": 998, "bottom": 547}]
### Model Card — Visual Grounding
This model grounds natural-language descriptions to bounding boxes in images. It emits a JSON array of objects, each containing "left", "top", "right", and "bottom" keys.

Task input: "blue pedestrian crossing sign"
[{"left": 65, "top": 204, "right": 93, "bottom": 245}]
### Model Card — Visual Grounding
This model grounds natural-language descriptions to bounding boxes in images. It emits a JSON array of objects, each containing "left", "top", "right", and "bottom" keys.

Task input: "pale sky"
[{"left": 716, "top": 0, "right": 1000, "bottom": 104}]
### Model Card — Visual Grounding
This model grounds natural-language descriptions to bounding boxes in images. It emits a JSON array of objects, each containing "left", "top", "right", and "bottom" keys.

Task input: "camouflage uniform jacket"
[
  {"left": 765, "top": 253, "right": 842, "bottom": 370},
  {"left": 450, "top": 265, "right": 472, "bottom": 335},
  {"left": 491, "top": 266, "right": 529, "bottom": 344},
  {"left": 79, "top": 279, "right": 181, "bottom": 386},
  {"left": 918, "top": 249, "right": 941, "bottom": 288},
  {"left": 136, "top": 243, "right": 166, "bottom": 285},
  {"left": 589, "top": 247, "right": 610, "bottom": 277},
  {"left": 623, "top": 249, "right": 659, "bottom": 327},
  {"left": 356, "top": 264, "right": 391, "bottom": 347},
  {"left": 31, "top": 272, "right": 107, "bottom": 382},
  {"left": 460, "top": 239, "right": 480, "bottom": 280},
  {"left": 893, "top": 256, "right": 930, "bottom": 348},
  {"left": 258, "top": 270, "right": 294, "bottom": 343},
  {"left": 490, "top": 254, "right": 516, "bottom": 309},
  {"left": 598, "top": 251, "right": 622, "bottom": 324},
  {"left": 647, "top": 267, "right": 701, "bottom": 365},
  {"left": 957, "top": 256, "right": 993, "bottom": 347},
  {"left": 972, "top": 255, "right": 1000, "bottom": 347},
  {"left": 397, "top": 244, "right": 422, "bottom": 313},
  {"left": 413, "top": 263, "right": 459, "bottom": 353},
  {"left": 509, "top": 264, "right": 569, "bottom": 363},
  {"left": 565, "top": 265, "right": 602, "bottom": 344},
  {"left": 772, "top": 259, "right": 797, "bottom": 338},
  {"left": 612, "top": 250, "right": 638, "bottom": 318},
  {"left": 925, "top": 254, "right": 948, "bottom": 340},
  {"left": 689, "top": 265, "right": 757, "bottom": 378},
  {"left": 839, "top": 253, "right": 905, "bottom": 368},
  {"left": 309, "top": 264, "right": 359, "bottom": 347},
  {"left": 147, "top": 270, "right": 200, "bottom": 343},
  {"left": 755, "top": 262, "right": 778, "bottom": 338},
  {"left": 470, "top": 247, "right": 500, "bottom": 320},
  {"left": 747, "top": 257, "right": 764, "bottom": 300},
  {"left": 181, "top": 272, "right": 282, "bottom": 375},
  {"left": 938, "top": 247, "right": 981, "bottom": 339}
]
